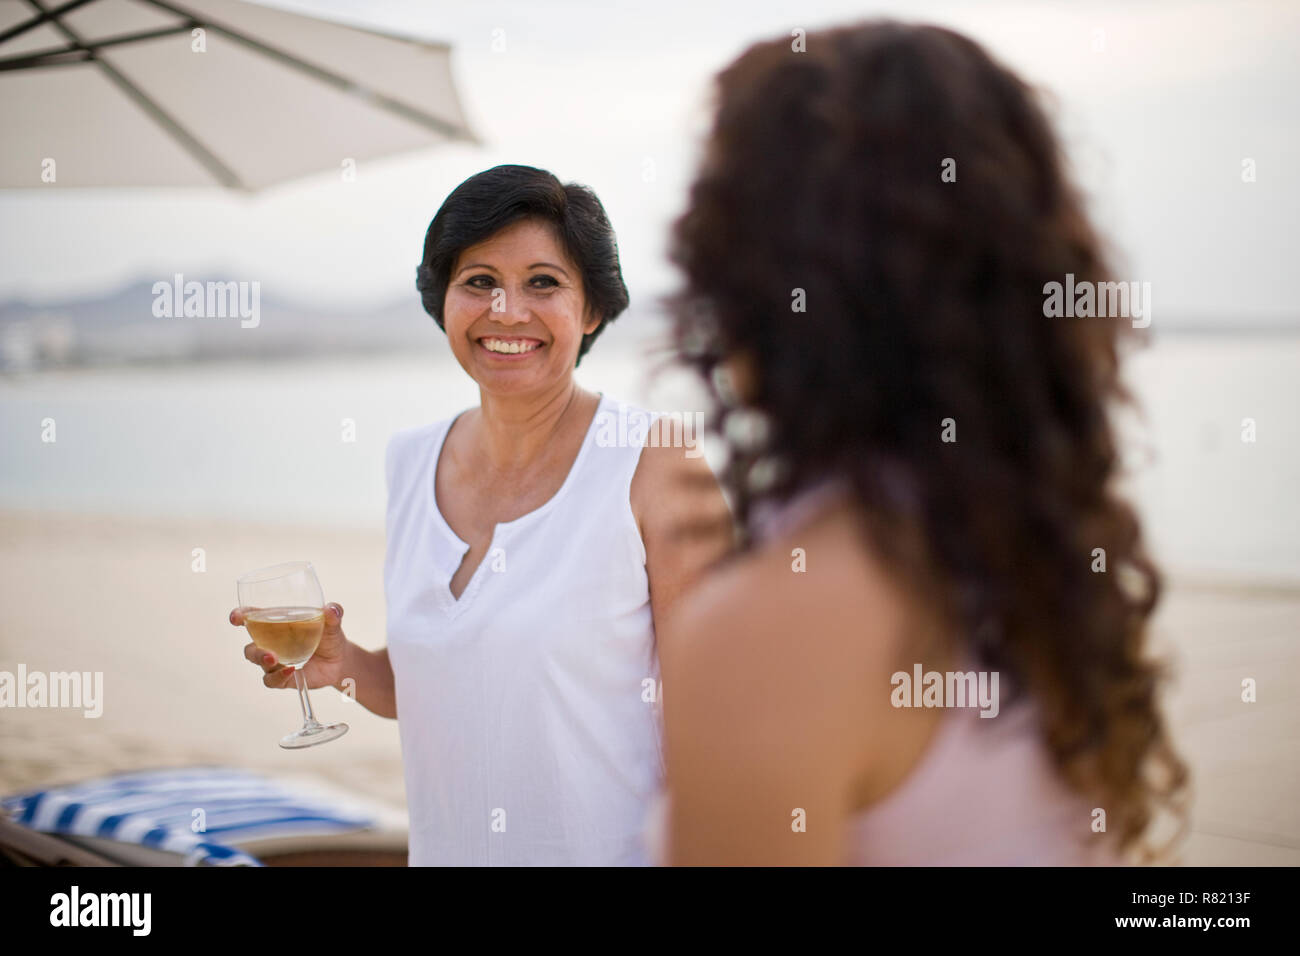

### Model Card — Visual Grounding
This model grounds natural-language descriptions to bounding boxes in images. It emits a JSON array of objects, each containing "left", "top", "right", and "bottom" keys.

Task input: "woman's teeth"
[{"left": 481, "top": 338, "right": 542, "bottom": 354}]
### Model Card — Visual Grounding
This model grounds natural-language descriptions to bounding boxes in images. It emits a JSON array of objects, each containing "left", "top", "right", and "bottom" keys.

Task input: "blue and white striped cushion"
[{"left": 2, "top": 766, "right": 377, "bottom": 866}]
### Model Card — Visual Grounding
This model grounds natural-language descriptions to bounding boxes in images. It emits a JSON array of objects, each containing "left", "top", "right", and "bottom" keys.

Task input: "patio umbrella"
[{"left": 0, "top": 0, "right": 477, "bottom": 190}]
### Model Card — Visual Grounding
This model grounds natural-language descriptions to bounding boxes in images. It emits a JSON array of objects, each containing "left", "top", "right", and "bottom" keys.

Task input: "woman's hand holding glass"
[{"left": 232, "top": 561, "right": 349, "bottom": 749}]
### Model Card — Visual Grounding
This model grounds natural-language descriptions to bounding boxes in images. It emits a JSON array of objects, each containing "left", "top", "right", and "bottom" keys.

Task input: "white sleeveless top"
[{"left": 384, "top": 392, "right": 665, "bottom": 865}]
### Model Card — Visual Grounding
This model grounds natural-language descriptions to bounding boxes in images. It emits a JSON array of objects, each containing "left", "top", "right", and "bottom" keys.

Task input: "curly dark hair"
[
  {"left": 416, "top": 164, "right": 630, "bottom": 366},
  {"left": 668, "top": 20, "right": 1188, "bottom": 860}
]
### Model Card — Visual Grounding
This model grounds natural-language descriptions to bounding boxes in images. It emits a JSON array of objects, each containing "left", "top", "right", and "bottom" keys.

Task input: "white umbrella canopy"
[{"left": 0, "top": 0, "right": 477, "bottom": 190}]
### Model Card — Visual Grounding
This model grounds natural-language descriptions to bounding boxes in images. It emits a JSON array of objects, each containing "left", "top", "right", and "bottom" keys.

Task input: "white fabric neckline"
[{"left": 423, "top": 391, "right": 607, "bottom": 614}]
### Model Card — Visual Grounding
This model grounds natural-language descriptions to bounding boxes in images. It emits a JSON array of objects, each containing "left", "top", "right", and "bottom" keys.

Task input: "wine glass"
[{"left": 237, "top": 561, "right": 348, "bottom": 749}]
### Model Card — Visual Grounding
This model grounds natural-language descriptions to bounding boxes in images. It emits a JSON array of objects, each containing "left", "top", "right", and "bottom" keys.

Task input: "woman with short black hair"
[
  {"left": 237, "top": 164, "right": 731, "bottom": 866},
  {"left": 416, "top": 163, "right": 629, "bottom": 366}
]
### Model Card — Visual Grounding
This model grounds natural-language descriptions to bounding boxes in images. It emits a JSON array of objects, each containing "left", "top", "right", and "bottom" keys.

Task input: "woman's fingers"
[
  {"left": 242, "top": 641, "right": 282, "bottom": 673},
  {"left": 235, "top": 607, "right": 297, "bottom": 688},
  {"left": 263, "top": 666, "right": 295, "bottom": 688},
  {"left": 235, "top": 611, "right": 277, "bottom": 670},
  {"left": 235, "top": 605, "right": 321, "bottom": 689}
]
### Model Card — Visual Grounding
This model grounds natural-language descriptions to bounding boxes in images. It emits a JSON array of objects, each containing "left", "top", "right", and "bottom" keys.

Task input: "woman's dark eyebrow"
[
  {"left": 529, "top": 262, "right": 570, "bottom": 277},
  {"left": 455, "top": 262, "right": 569, "bottom": 278}
]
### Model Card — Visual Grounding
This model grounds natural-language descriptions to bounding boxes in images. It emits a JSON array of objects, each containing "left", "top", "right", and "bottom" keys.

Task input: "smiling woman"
[
  {"left": 231, "top": 165, "right": 732, "bottom": 866},
  {"left": 416, "top": 164, "right": 630, "bottom": 368},
  {"left": 438, "top": 218, "right": 595, "bottom": 386}
]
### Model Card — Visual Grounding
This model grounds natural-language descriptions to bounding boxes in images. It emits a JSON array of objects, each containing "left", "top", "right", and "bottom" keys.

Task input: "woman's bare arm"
[
  {"left": 336, "top": 642, "right": 398, "bottom": 720},
  {"left": 631, "top": 423, "right": 734, "bottom": 640},
  {"left": 236, "top": 603, "right": 398, "bottom": 720}
]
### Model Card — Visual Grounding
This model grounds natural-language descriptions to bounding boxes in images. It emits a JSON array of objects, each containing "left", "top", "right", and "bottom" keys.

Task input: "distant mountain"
[{"left": 0, "top": 278, "right": 439, "bottom": 371}]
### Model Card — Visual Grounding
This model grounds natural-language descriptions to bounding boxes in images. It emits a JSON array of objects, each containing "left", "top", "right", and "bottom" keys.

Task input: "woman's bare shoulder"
[
  {"left": 629, "top": 424, "right": 720, "bottom": 511},
  {"left": 628, "top": 424, "right": 731, "bottom": 564},
  {"left": 660, "top": 501, "right": 916, "bottom": 788},
  {"left": 664, "top": 504, "right": 909, "bottom": 702}
]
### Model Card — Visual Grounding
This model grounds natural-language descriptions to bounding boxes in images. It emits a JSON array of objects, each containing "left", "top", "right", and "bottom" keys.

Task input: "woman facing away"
[
  {"left": 654, "top": 21, "right": 1189, "bottom": 865},
  {"left": 234, "top": 164, "right": 731, "bottom": 865}
]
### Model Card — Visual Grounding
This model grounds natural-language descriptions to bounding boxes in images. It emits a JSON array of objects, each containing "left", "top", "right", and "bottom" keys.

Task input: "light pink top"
[
  {"left": 645, "top": 476, "right": 1118, "bottom": 865},
  {"left": 842, "top": 688, "right": 1113, "bottom": 865}
]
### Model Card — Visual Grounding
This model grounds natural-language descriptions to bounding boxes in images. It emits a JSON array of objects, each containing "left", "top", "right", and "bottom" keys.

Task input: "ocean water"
[
  {"left": 0, "top": 341, "right": 712, "bottom": 526},
  {"left": 1, "top": 335, "right": 1297, "bottom": 580},
  {"left": 1120, "top": 336, "right": 1300, "bottom": 580}
]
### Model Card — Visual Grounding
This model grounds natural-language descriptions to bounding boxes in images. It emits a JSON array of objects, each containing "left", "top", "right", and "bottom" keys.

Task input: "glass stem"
[{"left": 294, "top": 668, "right": 320, "bottom": 728}]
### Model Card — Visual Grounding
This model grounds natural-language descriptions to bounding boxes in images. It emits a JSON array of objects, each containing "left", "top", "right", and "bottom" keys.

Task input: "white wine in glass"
[{"left": 237, "top": 561, "right": 348, "bottom": 749}]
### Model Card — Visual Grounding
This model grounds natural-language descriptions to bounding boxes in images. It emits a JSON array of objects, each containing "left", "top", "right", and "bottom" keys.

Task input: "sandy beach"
[
  {"left": 0, "top": 509, "right": 406, "bottom": 813},
  {"left": 2, "top": 507, "right": 1297, "bottom": 865}
]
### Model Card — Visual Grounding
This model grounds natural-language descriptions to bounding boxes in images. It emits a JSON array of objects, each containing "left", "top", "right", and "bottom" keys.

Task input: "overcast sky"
[{"left": 1, "top": 0, "right": 1296, "bottom": 327}]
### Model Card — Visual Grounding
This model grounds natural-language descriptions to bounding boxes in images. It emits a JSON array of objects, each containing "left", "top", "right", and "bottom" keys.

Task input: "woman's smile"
[{"left": 476, "top": 334, "right": 546, "bottom": 359}]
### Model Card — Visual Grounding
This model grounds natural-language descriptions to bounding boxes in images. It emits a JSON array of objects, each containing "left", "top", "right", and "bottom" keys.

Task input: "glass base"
[{"left": 279, "top": 720, "right": 349, "bottom": 749}]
